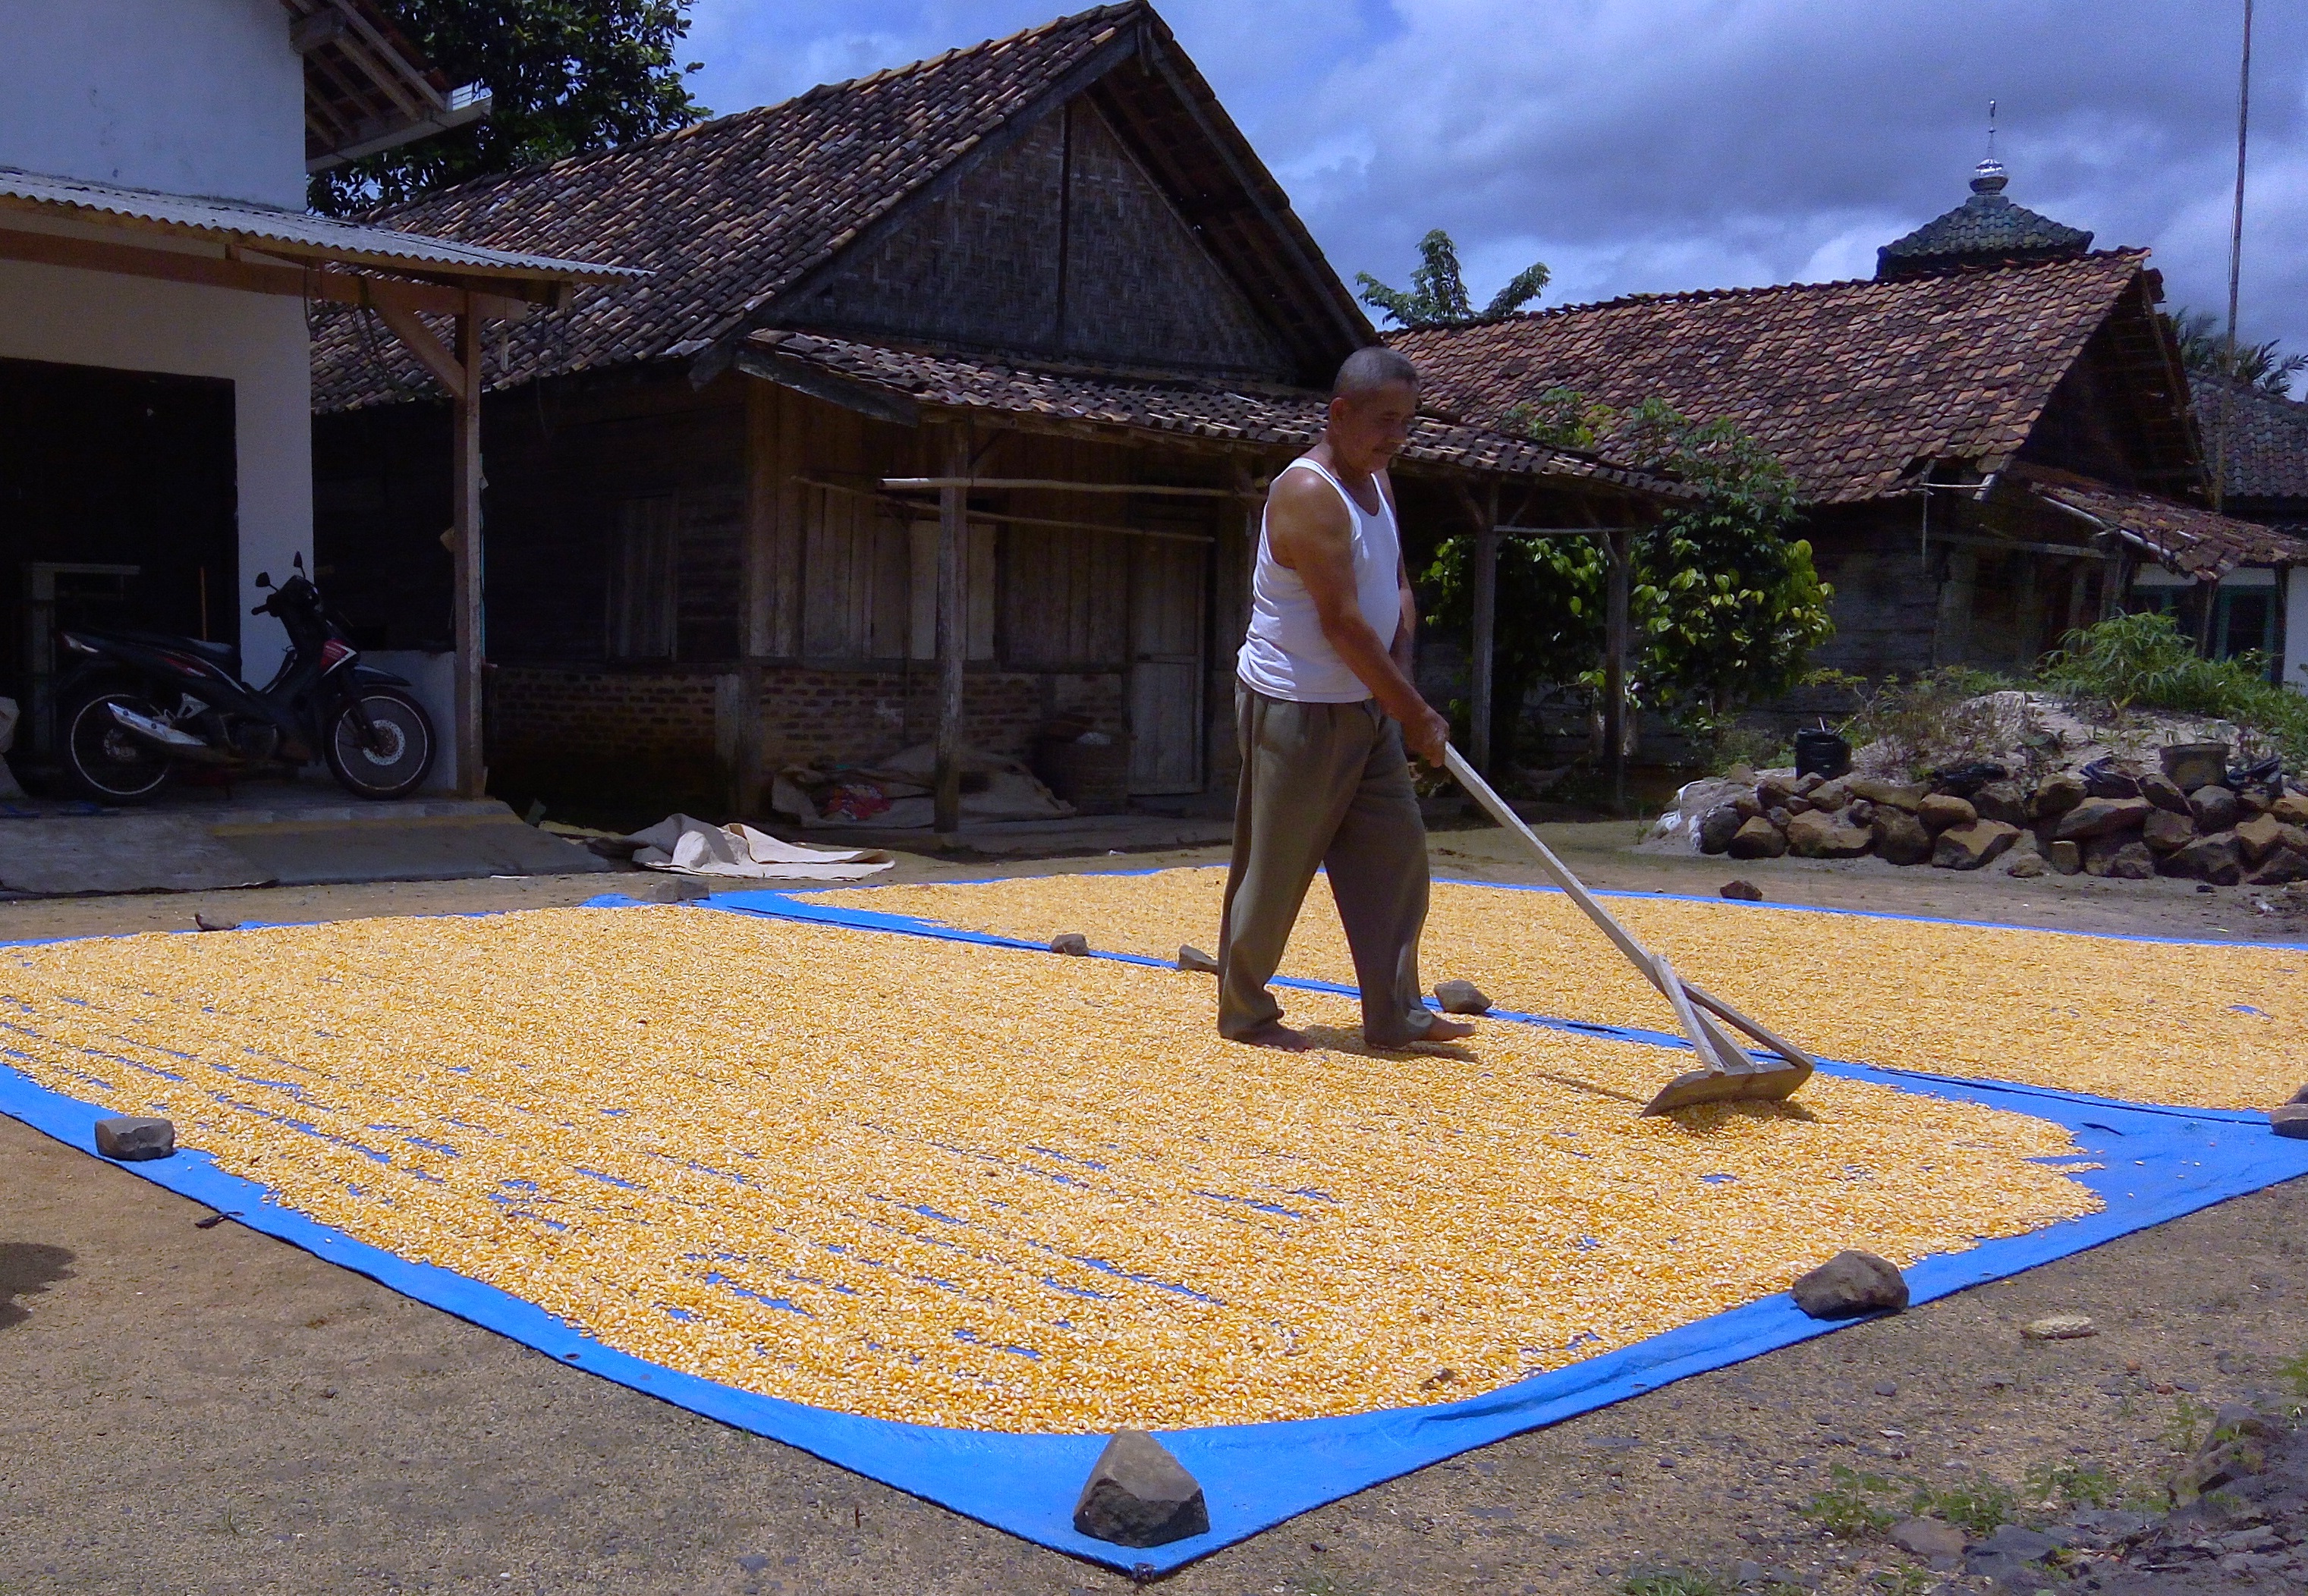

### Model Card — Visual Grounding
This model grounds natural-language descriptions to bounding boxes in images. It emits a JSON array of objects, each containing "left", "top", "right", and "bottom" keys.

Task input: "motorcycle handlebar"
[{"left": 251, "top": 602, "right": 269, "bottom": 615}]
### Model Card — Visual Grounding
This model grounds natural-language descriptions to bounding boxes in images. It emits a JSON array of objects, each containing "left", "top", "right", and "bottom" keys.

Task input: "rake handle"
[{"left": 1441, "top": 746, "right": 1810, "bottom": 1070}]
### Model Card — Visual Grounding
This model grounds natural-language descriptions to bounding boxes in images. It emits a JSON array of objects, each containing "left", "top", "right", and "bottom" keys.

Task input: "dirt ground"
[{"left": 3, "top": 831, "right": 2304, "bottom": 1595}]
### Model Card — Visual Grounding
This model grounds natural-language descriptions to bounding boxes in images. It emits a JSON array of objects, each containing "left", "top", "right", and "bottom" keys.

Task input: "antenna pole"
[{"left": 2212, "top": 0, "right": 2254, "bottom": 518}]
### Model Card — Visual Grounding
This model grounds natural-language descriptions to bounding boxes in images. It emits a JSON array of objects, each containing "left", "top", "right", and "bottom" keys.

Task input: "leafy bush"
[{"left": 2039, "top": 611, "right": 2308, "bottom": 765}]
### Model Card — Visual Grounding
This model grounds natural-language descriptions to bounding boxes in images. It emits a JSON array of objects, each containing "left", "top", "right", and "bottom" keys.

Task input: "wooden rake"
[{"left": 1442, "top": 746, "right": 1816, "bottom": 1116}]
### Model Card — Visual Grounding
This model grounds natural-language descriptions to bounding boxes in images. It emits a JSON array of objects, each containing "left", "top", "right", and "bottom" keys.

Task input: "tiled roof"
[
  {"left": 313, "top": 5, "right": 1143, "bottom": 410},
  {"left": 2190, "top": 374, "right": 2308, "bottom": 504},
  {"left": 742, "top": 329, "right": 1683, "bottom": 494},
  {"left": 1389, "top": 252, "right": 2158, "bottom": 504},
  {"left": 1877, "top": 162, "right": 2093, "bottom": 280},
  {"left": 2030, "top": 476, "right": 2308, "bottom": 577}
]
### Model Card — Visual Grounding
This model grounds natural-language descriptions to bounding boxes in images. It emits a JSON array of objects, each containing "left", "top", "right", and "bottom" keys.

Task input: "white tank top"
[{"left": 1236, "top": 457, "right": 1403, "bottom": 703}]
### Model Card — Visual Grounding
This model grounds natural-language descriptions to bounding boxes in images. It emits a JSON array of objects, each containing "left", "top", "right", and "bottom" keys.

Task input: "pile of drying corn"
[
  {"left": 2, "top": 906, "right": 2093, "bottom": 1432},
  {"left": 810, "top": 870, "right": 2308, "bottom": 1110}
]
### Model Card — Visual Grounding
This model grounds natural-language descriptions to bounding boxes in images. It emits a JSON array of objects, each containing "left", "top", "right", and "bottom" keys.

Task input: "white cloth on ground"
[{"left": 623, "top": 814, "right": 895, "bottom": 880}]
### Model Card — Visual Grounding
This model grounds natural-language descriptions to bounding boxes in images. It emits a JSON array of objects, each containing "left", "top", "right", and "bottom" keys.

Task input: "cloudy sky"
[{"left": 684, "top": 0, "right": 2308, "bottom": 365}]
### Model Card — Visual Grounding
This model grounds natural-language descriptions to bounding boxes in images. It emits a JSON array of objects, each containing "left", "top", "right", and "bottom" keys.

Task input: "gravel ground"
[{"left": 2, "top": 837, "right": 2304, "bottom": 1595}]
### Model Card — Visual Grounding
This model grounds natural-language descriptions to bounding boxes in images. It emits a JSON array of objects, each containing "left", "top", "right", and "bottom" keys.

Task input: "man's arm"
[
  {"left": 1265, "top": 473, "right": 1449, "bottom": 763},
  {"left": 1390, "top": 553, "right": 1417, "bottom": 676}
]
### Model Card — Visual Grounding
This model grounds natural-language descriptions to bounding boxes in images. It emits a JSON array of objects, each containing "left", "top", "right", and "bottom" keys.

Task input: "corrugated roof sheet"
[
  {"left": 1391, "top": 253, "right": 2157, "bottom": 504},
  {"left": 743, "top": 329, "right": 1682, "bottom": 493},
  {"left": 0, "top": 165, "right": 639, "bottom": 282}
]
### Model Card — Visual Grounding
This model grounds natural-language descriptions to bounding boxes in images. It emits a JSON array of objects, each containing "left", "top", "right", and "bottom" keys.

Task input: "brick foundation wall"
[{"left": 491, "top": 665, "right": 720, "bottom": 761}]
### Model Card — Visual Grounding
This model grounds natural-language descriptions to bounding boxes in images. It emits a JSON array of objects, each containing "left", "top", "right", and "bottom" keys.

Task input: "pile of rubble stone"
[{"left": 1655, "top": 742, "right": 2308, "bottom": 885}]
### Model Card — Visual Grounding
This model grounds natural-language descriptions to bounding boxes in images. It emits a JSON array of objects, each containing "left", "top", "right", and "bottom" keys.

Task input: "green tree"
[
  {"left": 2168, "top": 307, "right": 2307, "bottom": 398},
  {"left": 1356, "top": 229, "right": 1549, "bottom": 328},
  {"left": 309, "top": 1, "right": 705, "bottom": 215},
  {"left": 1426, "top": 391, "right": 1835, "bottom": 765}
]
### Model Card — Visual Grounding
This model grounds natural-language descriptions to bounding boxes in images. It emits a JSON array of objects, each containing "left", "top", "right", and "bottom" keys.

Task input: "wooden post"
[
  {"left": 450, "top": 302, "right": 485, "bottom": 799},
  {"left": 1470, "top": 485, "right": 1499, "bottom": 776},
  {"left": 932, "top": 423, "right": 971, "bottom": 833},
  {"left": 1604, "top": 526, "right": 1630, "bottom": 817}
]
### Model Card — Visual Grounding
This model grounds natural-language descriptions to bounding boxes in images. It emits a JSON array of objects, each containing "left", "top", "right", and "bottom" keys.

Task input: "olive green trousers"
[{"left": 1216, "top": 684, "right": 1439, "bottom": 1046}]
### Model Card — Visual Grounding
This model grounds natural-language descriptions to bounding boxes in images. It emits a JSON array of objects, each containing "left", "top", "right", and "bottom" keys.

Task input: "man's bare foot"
[
  {"left": 1233, "top": 1020, "right": 1316, "bottom": 1052},
  {"left": 1420, "top": 1016, "right": 1476, "bottom": 1042}
]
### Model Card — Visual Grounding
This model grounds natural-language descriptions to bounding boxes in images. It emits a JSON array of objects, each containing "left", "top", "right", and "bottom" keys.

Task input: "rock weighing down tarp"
[{"left": 2, "top": 892, "right": 2305, "bottom": 1574}]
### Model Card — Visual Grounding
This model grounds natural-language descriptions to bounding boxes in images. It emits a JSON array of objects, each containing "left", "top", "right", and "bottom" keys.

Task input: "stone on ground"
[
  {"left": 1696, "top": 803, "right": 1744, "bottom": 854},
  {"left": 1719, "top": 879, "right": 1763, "bottom": 901},
  {"left": 1917, "top": 793, "right": 1976, "bottom": 832},
  {"left": 2141, "top": 808, "right": 2196, "bottom": 853},
  {"left": 2083, "top": 837, "right": 2155, "bottom": 879},
  {"left": 93, "top": 1116, "right": 175, "bottom": 1161},
  {"left": 1972, "top": 780, "right": 2029, "bottom": 825},
  {"left": 2140, "top": 772, "right": 2190, "bottom": 815},
  {"left": 1870, "top": 809, "right": 1932, "bottom": 866},
  {"left": 1726, "top": 816, "right": 1788, "bottom": 859},
  {"left": 2006, "top": 852, "right": 2048, "bottom": 878},
  {"left": 1432, "top": 979, "right": 1490, "bottom": 1015},
  {"left": 2048, "top": 838, "right": 2082, "bottom": 874},
  {"left": 2084, "top": 764, "right": 2143, "bottom": 799},
  {"left": 2272, "top": 791, "right": 2308, "bottom": 826},
  {"left": 1847, "top": 776, "right": 1925, "bottom": 812},
  {"left": 2251, "top": 846, "right": 2308, "bottom": 885},
  {"left": 1932, "top": 818, "right": 2020, "bottom": 871},
  {"left": 1785, "top": 808, "right": 1872, "bottom": 859},
  {"left": 1791, "top": 1249, "right": 1909, "bottom": 1318},
  {"left": 1071, "top": 1429, "right": 1209, "bottom": 1547},
  {"left": 2269, "top": 1103, "right": 2308, "bottom": 1139},
  {"left": 2055, "top": 796, "right": 2151, "bottom": 841},
  {"left": 2023, "top": 1313, "right": 2096, "bottom": 1340},
  {"left": 1176, "top": 944, "right": 1218, "bottom": 974},
  {"left": 1889, "top": 1516, "right": 1967, "bottom": 1566},
  {"left": 2189, "top": 784, "right": 2241, "bottom": 833},
  {"left": 1806, "top": 778, "right": 1851, "bottom": 812},
  {"left": 2166, "top": 832, "right": 2243, "bottom": 886},
  {"left": 2233, "top": 812, "right": 2308, "bottom": 867},
  {"left": 2030, "top": 770, "right": 2087, "bottom": 818},
  {"left": 1049, "top": 932, "right": 1091, "bottom": 956}
]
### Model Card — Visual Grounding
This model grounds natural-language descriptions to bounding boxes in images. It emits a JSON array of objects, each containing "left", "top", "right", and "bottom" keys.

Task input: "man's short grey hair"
[{"left": 1333, "top": 345, "right": 1420, "bottom": 400}]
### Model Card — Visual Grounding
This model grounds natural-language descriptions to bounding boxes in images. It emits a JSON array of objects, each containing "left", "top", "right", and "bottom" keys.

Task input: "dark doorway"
[{"left": 0, "top": 357, "right": 237, "bottom": 760}]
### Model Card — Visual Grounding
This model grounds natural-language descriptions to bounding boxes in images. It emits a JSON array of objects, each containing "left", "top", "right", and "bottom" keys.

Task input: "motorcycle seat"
[{"left": 85, "top": 629, "right": 242, "bottom": 671}]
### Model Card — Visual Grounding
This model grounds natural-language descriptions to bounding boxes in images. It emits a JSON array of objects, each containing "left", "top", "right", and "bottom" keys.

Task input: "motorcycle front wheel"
[
  {"left": 325, "top": 688, "right": 436, "bottom": 800},
  {"left": 60, "top": 686, "right": 175, "bottom": 803}
]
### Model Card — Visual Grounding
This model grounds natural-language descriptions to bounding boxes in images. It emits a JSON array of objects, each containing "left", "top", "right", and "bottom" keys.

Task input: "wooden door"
[{"left": 1127, "top": 536, "right": 1208, "bottom": 793}]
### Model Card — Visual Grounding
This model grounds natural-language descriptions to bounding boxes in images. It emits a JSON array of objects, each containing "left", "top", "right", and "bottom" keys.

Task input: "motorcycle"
[{"left": 53, "top": 553, "right": 436, "bottom": 803}]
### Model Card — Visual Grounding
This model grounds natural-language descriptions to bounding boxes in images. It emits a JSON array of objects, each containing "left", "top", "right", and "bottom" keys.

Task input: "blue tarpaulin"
[{"left": 3, "top": 891, "right": 2301, "bottom": 1574}]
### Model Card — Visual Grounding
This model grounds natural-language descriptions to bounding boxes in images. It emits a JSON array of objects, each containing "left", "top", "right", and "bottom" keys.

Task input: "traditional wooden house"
[
  {"left": 2189, "top": 375, "right": 2308, "bottom": 680},
  {"left": 1395, "top": 157, "right": 2308, "bottom": 728},
  {"left": 309, "top": 2, "right": 1664, "bottom": 825}
]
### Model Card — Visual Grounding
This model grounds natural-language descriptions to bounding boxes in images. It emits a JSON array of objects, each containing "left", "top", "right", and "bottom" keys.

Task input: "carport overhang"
[{"left": 0, "top": 168, "right": 643, "bottom": 797}]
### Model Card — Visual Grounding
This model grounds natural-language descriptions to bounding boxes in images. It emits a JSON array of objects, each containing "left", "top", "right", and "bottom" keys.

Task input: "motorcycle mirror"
[
  {"left": 254, "top": 572, "right": 273, "bottom": 589},
  {"left": 293, "top": 551, "right": 306, "bottom": 572}
]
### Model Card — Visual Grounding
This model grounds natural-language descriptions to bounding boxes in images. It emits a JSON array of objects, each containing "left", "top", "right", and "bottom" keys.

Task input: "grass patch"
[
  {"left": 1799, "top": 1464, "right": 1904, "bottom": 1537},
  {"left": 2025, "top": 1459, "right": 2123, "bottom": 1510},
  {"left": 1910, "top": 1474, "right": 2019, "bottom": 1537},
  {"left": 2164, "top": 1394, "right": 2217, "bottom": 1453},
  {"left": 2040, "top": 611, "right": 2308, "bottom": 764}
]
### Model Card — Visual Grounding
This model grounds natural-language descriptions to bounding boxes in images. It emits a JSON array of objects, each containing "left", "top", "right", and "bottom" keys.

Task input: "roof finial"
[{"left": 1973, "top": 99, "right": 2008, "bottom": 194}]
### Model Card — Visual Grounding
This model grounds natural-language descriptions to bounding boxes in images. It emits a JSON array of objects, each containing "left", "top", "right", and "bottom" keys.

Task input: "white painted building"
[{"left": 0, "top": 0, "right": 631, "bottom": 791}]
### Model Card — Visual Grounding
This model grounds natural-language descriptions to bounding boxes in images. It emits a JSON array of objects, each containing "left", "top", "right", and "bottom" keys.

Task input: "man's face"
[{"left": 1328, "top": 380, "right": 1417, "bottom": 468}]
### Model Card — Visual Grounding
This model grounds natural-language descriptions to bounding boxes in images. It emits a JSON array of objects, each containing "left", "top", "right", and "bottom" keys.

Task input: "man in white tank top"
[{"left": 1218, "top": 347, "right": 1473, "bottom": 1051}]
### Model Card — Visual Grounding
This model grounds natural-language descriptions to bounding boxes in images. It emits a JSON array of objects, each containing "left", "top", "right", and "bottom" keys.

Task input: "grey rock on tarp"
[
  {"left": 1176, "top": 944, "right": 1218, "bottom": 974},
  {"left": 94, "top": 1116, "right": 175, "bottom": 1161},
  {"left": 1432, "top": 979, "right": 1490, "bottom": 1015},
  {"left": 2270, "top": 1104, "right": 2308, "bottom": 1139},
  {"left": 2031, "top": 770, "right": 2087, "bottom": 818},
  {"left": 1726, "top": 816, "right": 1788, "bottom": 859},
  {"left": 2162, "top": 742, "right": 2231, "bottom": 793},
  {"left": 1786, "top": 808, "right": 1872, "bottom": 859},
  {"left": 2143, "top": 808, "right": 2196, "bottom": 853},
  {"left": 1973, "top": 780, "right": 2029, "bottom": 825},
  {"left": 2048, "top": 839, "right": 2082, "bottom": 874},
  {"left": 1697, "top": 804, "right": 1744, "bottom": 855},
  {"left": 2166, "top": 832, "right": 2243, "bottom": 887},
  {"left": 1917, "top": 793, "right": 1976, "bottom": 832},
  {"left": 1932, "top": 818, "right": 2020, "bottom": 871},
  {"left": 1791, "top": 1249, "right": 1909, "bottom": 1318},
  {"left": 2190, "top": 784, "right": 2241, "bottom": 834},
  {"left": 2141, "top": 772, "right": 2192, "bottom": 815},
  {"left": 1049, "top": 932, "right": 1091, "bottom": 956},
  {"left": 1890, "top": 1516, "right": 1967, "bottom": 1566},
  {"left": 1871, "top": 809, "right": 1932, "bottom": 866},
  {"left": 1720, "top": 879, "right": 1764, "bottom": 901},
  {"left": 2289, "top": 1081, "right": 2308, "bottom": 1104},
  {"left": 2055, "top": 796, "right": 2152, "bottom": 841},
  {"left": 1072, "top": 1429, "right": 1209, "bottom": 1547}
]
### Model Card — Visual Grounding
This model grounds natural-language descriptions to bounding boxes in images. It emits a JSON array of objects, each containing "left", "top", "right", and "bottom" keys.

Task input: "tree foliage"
[
  {"left": 1356, "top": 229, "right": 1549, "bottom": 328},
  {"left": 1426, "top": 391, "right": 1835, "bottom": 765},
  {"left": 2168, "top": 306, "right": 2307, "bottom": 399},
  {"left": 309, "top": 1, "right": 705, "bottom": 215}
]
